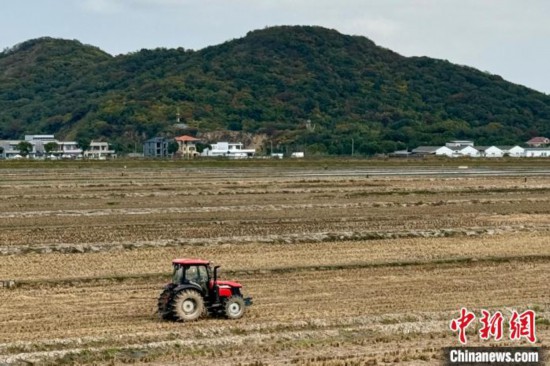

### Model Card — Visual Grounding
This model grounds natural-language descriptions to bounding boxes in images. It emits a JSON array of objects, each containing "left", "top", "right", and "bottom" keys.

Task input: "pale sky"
[{"left": 2, "top": 0, "right": 550, "bottom": 93}]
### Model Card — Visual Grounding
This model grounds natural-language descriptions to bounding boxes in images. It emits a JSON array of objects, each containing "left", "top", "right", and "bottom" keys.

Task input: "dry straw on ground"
[{"left": 0, "top": 165, "right": 548, "bottom": 365}]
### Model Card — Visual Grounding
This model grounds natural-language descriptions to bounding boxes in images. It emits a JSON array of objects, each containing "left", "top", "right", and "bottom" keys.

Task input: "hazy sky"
[{"left": 2, "top": 0, "right": 550, "bottom": 93}]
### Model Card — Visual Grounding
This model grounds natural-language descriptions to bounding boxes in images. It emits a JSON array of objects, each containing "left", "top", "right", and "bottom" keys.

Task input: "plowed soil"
[{"left": 0, "top": 164, "right": 548, "bottom": 365}]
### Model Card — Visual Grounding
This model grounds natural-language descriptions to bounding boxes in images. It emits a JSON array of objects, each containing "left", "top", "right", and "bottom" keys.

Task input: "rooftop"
[
  {"left": 172, "top": 258, "right": 210, "bottom": 266},
  {"left": 412, "top": 146, "right": 444, "bottom": 153},
  {"left": 527, "top": 137, "right": 549, "bottom": 143},
  {"left": 175, "top": 135, "right": 200, "bottom": 142}
]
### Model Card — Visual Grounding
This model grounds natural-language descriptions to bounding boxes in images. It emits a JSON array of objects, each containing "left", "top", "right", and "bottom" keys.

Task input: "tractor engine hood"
[{"left": 215, "top": 280, "right": 242, "bottom": 288}]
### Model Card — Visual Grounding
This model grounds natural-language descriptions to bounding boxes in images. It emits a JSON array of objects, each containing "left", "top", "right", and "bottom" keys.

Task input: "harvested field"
[{"left": 0, "top": 163, "right": 548, "bottom": 365}]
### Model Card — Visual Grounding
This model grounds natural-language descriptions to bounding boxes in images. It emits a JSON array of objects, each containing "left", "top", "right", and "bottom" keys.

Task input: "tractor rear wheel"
[
  {"left": 224, "top": 296, "right": 245, "bottom": 319},
  {"left": 157, "top": 289, "right": 175, "bottom": 321},
  {"left": 172, "top": 290, "right": 205, "bottom": 322}
]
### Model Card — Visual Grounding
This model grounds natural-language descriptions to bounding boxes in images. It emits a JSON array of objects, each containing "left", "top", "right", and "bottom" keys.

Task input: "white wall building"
[
  {"left": 435, "top": 146, "right": 455, "bottom": 157},
  {"left": 478, "top": 146, "right": 504, "bottom": 158},
  {"left": 451, "top": 145, "right": 480, "bottom": 157},
  {"left": 412, "top": 146, "right": 455, "bottom": 157},
  {"left": 0, "top": 140, "right": 24, "bottom": 159},
  {"left": 0, "top": 136, "right": 115, "bottom": 160},
  {"left": 500, "top": 146, "right": 525, "bottom": 157},
  {"left": 400, "top": 141, "right": 544, "bottom": 159},
  {"left": 201, "top": 142, "right": 255, "bottom": 158},
  {"left": 83, "top": 141, "right": 116, "bottom": 159},
  {"left": 59, "top": 141, "right": 82, "bottom": 158},
  {"left": 524, "top": 148, "right": 550, "bottom": 157}
]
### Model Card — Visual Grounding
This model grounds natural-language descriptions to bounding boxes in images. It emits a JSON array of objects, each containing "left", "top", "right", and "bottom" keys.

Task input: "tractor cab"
[
  {"left": 171, "top": 259, "right": 211, "bottom": 294},
  {"left": 158, "top": 258, "right": 252, "bottom": 322}
]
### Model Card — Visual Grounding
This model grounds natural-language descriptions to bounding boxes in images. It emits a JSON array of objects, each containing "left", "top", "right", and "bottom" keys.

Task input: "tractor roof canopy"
[{"left": 172, "top": 258, "right": 210, "bottom": 266}]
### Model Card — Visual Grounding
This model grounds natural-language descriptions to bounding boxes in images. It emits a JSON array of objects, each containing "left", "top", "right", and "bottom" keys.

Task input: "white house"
[
  {"left": 58, "top": 141, "right": 81, "bottom": 158},
  {"left": 0, "top": 140, "right": 24, "bottom": 159},
  {"left": 434, "top": 146, "right": 455, "bottom": 157},
  {"left": 524, "top": 148, "right": 550, "bottom": 157},
  {"left": 22, "top": 135, "right": 57, "bottom": 158},
  {"left": 477, "top": 146, "right": 504, "bottom": 158},
  {"left": 201, "top": 142, "right": 255, "bottom": 158},
  {"left": 499, "top": 146, "right": 524, "bottom": 157},
  {"left": 83, "top": 141, "right": 116, "bottom": 160},
  {"left": 1, "top": 135, "right": 112, "bottom": 160},
  {"left": 412, "top": 146, "right": 455, "bottom": 157},
  {"left": 450, "top": 145, "right": 480, "bottom": 157},
  {"left": 1, "top": 136, "right": 56, "bottom": 159}
]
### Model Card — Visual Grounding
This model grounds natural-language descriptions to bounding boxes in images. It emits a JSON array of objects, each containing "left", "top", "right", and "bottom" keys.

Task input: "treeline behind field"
[{"left": 2, "top": 26, "right": 550, "bottom": 154}]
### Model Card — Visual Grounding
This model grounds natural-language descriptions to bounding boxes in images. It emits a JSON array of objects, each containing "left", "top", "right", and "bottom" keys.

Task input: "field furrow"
[{"left": 0, "top": 165, "right": 548, "bottom": 365}]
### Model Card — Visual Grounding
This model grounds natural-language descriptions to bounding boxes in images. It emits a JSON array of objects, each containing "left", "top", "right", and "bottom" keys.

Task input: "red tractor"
[{"left": 158, "top": 258, "right": 252, "bottom": 321}]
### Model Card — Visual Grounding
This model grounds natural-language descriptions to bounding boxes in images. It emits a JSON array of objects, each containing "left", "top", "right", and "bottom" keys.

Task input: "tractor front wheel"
[
  {"left": 172, "top": 290, "right": 205, "bottom": 322},
  {"left": 224, "top": 296, "right": 245, "bottom": 319}
]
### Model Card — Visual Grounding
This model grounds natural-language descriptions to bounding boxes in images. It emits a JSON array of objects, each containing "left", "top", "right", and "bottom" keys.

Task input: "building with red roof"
[
  {"left": 526, "top": 137, "right": 550, "bottom": 147},
  {"left": 175, "top": 135, "right": 200, "bottom": 157}
]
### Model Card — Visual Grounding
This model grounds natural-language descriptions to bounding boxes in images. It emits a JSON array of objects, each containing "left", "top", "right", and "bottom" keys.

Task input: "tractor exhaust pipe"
[{"left": 213, "top": 265, "right": 221, "bottom": 304}]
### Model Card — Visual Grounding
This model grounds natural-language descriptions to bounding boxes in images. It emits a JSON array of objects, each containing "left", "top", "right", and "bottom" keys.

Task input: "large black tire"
[
  {"left": 224, "top": 296, "right": 245, "bottom": 319},
  {"left": 157, "top": 289, "right": 175, "bottom": 321},
  {"left": 172, "top": 290, "right": 205, "bottom": 322}
]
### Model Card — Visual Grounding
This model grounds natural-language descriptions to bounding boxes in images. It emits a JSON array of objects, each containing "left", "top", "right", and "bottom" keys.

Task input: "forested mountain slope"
[{"left": 1, "top": 26, "right": 549, "bottom": 154}]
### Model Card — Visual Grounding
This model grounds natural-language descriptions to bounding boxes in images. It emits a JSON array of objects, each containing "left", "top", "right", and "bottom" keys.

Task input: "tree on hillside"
[
  {"left": 0, "top": 146, "right": 4, "bottom": 155},
  {"left": 167, "top": 140, "right": 179, "bottom": 155},
  {"left": 4, "top": 27, "right": 550, "bottom": 154},
  {"left": 77, "top": 137, "right": 91, "bottom": 157},
  {"left": 195, "top": 142, "right": 211, "bottom": 154},
  {"left": 44, "top": 142, "right": 59, "bottom": 156},
  {"left": 16, "top": 141, "right": 33, "bottom": 157}
]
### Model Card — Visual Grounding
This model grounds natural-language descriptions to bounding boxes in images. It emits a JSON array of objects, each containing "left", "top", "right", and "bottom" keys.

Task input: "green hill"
[{"left": 1, "top": 26, "right": 550, "bottom": 155}]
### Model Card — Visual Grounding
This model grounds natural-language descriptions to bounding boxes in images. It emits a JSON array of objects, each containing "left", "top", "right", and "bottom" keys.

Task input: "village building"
[
  {"left": 449, "top": 145, "right": 480, "bottom": 157},
  {"left": 0, "top": 140, "right": 25, "bottom": 159},
  {"left": 1, "top": 135, "right": 115, "bottom": 160},
  {"left": 175, "top": 135, "right": 200, "bottom": 158},
  {"left": 201, "top": 142, "right": 256, "bottom": 158},
  {"left": 143, "top": 137, "right": 170, "bottom": 158},
  {"left": 499, "top": 145, "right": 525, "bottom": 157},
  {"left": 477, "top": 146, "right": 504, "bottom": 158},
  {"left": 83, "top": 141, "right": 116, "bottom": 160},
  {"left": 406, "top": 142, "right": 530, "bottom": 159},
  {"left": 524, "top": 147, "right": 550, "bottom": 157},
  {"left": 412, "top": 146, "right": 454, "bottom": 157},
  {"left": 445, "top": 140, "right": 475, "bottom": 148},
  {"left": 526, "top": 137, "right": 550, "bottom": 147}
]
